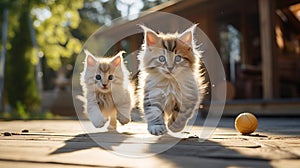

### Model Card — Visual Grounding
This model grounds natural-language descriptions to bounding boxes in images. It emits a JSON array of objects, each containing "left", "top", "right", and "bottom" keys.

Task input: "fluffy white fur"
[
  {"left": 80, "top": 50, "right": 133, "bottom": 130},
  {"left": 137, "top": 24, "right": 205, "bottom": 135}
]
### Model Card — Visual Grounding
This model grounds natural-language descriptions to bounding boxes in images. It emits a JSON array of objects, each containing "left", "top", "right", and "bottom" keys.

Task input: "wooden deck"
[{"left": 0, "top": 118, "right": 299, "bottom": 168}]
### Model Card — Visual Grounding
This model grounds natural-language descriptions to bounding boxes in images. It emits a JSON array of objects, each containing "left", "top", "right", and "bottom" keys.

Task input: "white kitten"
[{"left": 80, "top": 49, "right": 133, "bottom": 130}]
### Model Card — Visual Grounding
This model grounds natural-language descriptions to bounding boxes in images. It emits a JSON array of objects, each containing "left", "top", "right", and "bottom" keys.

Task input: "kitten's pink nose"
[{"left": 102, "top": 84, "right": 107, "bottom": 88}]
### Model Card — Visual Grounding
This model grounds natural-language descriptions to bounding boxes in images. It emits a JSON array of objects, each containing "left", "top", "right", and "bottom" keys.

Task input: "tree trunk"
[{"left": 0, "top": 8, "right": 9, "bottom": 111}]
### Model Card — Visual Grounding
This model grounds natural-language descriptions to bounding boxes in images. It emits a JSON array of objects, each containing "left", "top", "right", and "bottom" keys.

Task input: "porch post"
[{"left": 259, "top": 0, "right": 279, "bottom": 99}]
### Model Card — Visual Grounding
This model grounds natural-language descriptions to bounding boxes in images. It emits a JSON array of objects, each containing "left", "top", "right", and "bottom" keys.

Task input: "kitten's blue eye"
[
  {"left": 108, "top": 75, "right": 114, "bottom": 80},
  {"left": 158, "top": 55, "right": 165, "bottom": 62},
  {"left": 175, "top": 55, "right": 182, "bottom": 62},
  {"left": 95, "top": 75, "right": 101, "bottom": 80}
]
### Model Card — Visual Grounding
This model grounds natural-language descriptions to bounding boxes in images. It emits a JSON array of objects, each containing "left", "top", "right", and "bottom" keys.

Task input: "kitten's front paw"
[
  {"left": 117, "top": 114, "right": 131, "bottom": 125},
  {"left": 93, "top": 118, "right": 107, "bottom": 128},
  {"left": 148, "top": 124, "right": 167, "bottom": 135}
]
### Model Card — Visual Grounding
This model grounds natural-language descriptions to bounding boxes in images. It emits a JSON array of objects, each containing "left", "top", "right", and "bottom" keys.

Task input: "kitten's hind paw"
[
  {"left": 107, "top": 125, "right": 117, "bottom": 132},
  {"left": 148, "top": 124, "right": 167, "bottom": 135},
  {"left": 168, "top": 122, "right": 185, "bottom": 133}
]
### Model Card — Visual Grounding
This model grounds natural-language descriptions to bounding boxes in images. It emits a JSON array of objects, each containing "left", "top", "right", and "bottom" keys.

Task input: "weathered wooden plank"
[{"left": 0, "top": 120, "right": 299, "bottom": 168}]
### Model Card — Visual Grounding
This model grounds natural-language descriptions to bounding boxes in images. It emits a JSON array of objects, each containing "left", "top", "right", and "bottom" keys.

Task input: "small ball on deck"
[{"left": 235, "top": 112, "right": 258, "bottom": 134}]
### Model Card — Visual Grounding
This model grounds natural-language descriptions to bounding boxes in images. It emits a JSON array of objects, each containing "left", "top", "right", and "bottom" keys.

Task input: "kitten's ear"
[
  {"left": 84, "top": 49, "right": 97, "bottom": 67},
  {"left": 139, "top": 25, "right": 159, "bottom": 46},
  {"left": 179, "top": 24, "right": 197, "bottom": 46},
  {"left": 111, "top": 51, "right": 125, "bottom": 67}
]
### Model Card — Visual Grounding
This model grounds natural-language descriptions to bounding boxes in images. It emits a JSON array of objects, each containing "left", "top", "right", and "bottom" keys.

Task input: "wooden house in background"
[{"left": 93, "top": 0, "right": 300, "bottom": 116}]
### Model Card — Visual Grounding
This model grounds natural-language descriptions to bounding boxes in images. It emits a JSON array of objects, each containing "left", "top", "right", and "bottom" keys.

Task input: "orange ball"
[{"left": 235, "top": 112, "right": 258, "bottom": 134}]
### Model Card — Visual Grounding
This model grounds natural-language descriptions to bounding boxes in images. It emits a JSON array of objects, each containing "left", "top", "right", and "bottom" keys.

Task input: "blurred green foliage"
[
  {"left": 5, "top": 5, "right": 40, "bottom": 112},
  {"left": 0, "top": 0, "right": 167, "bottom": 116},
  {"left": 1, "top": 0, "right": 83, "bottom": 70},
  {"left": 32, "top": 0, "right": 83, "bottom": 70},
  {"left": 1, "top": 0, "right": 84, "bottom": 112}
]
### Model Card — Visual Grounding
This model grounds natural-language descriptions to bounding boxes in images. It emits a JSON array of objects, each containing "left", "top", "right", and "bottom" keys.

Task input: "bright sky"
[
  {"left": 116, "top": 0, "right": 144, "bottom": 19},
  {"left": 31, "top": 7, "right": 52, "bottom": 27}
]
